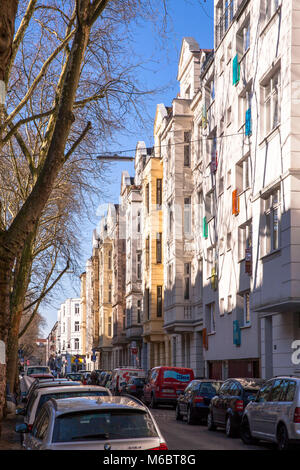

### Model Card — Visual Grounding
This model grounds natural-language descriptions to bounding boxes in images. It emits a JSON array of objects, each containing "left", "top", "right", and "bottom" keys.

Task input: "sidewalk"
[{"left": 0, "top": 413, "right": 24, "bottom": 450}]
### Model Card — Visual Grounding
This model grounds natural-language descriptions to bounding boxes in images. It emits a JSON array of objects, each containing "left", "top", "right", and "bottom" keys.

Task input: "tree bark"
[
  {"left": 6, "top": 229, "right": 36, "bottom": 393},
  {"left": 0, "top": 0, "right": 18, "bottom": 82}
]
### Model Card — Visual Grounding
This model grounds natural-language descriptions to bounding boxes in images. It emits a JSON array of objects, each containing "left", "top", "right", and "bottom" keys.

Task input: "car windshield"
[
  {"left": 134, "top": 379, "right": 145, "bottom": 385},
  {"left": 52, "top": 410, "right": 158, "bottom": 442},
  {"left": 27, "top": 367, "right": 50, "bottom": 375},
  {"left": 37, "top": 391, "right": 109, "bottom": 415}
]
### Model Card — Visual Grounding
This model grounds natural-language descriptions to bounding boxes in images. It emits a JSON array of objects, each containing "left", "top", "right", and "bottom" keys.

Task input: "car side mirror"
[
  {"left": 16, "top": 407, "right": 26, "bottom": 416},
  {"left": 15, "top": 423, "right": 29, "bottom": 434}
]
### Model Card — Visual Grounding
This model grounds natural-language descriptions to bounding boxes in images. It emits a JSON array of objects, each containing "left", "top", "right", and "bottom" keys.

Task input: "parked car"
[
  {"left": 23, "top": 379, "right": 81, "bottom": 405},
  {"left": 24, "top": 366, "right": 52, "bottom": 377},
  {"left": 16, "top": 384, "right": 111, "bottom": 448},
  {"left": 16, "top": 395, "right": 168, "bottom": 450},
  {"left": 143, "top": 366, "right": 194, "bottom": 408},
  {"left": 207, "top": 377, "right": 265, "bottom": 437},
  {"left": 240, "top": 376, "right": 300, "bottom": 450},
  {"left": 123, "top": 377, "right": 146, "bottom": 400},
  {"left": 65, "top": 373, "right": 82, "bottom": 382},
  {"left": 111, "top": 367, "right": 146, "bottom": 395},
  {"left": 176, "top": 379, "right": 223, "bottom": 424}
]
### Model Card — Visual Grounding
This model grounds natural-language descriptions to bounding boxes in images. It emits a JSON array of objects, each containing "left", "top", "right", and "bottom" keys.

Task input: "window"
[
  {"left": 145, "top": 183, "right": 150, "bottom": 213},
  {"left": 239, "top": 87, "right": 252, "bottom": 129},
  {"left": 156, "top": 179, "right": 162, "bottom": 208},
  {"left": 184, "top": 263, "right": 191, "bottom": 300},
  {"left": 126, "top": 308, "right": 131, "bottom": 328},
  {"left": 74, "top": 338, "right": 79, "bottom": 350},
  {"left": 157, "top": 286, "right": 162, "bottom": 317},
  {"left": 108, "top": 250, "right": 112, "bottom": 270},
  {"left": 137, "top": 300, "right": 141, "bottom": 324},
  {"left": 74, "top": 322, "right": 80, "bottom": 332},
  {"left": 220, "top": 298, "right": 225, "bottom": 316},
  {"left": 145, "top": 288, "right": 150, "bottom": 320},
  {"left": 156, "top": 233, "right": 162, "bottom": 264},
  {"left": 137, "top": 252, "right": 141, "bottom": 280},
  {"left": 263, "top": 187, "right": 280, "bottom": 254},
  {"left": 256, "top": 381, "right": 273, "bottom": 402},
  {"left": 239, "top": 221, "right": 252, "bottom": 260},
  {"left": 137, "top": 210, "right": 141, "bottom": 233},
  {"left": 228, "top": 295, "right": 232, "bottom": 314},
  {"left": 236, "top": 18, "right": 250, "bottom": 56},
  {"left": 168, "top": 202, "right": 174, "bottom": 235},
  {"left": 261, "top": 0, "right": 280, "bottom": 23},
  {"left": 184, "top": 131, "right": 191, "bottom": 167},
  {"left": 108, "top": 316, "right": 112, "bottom": 337},
  {"left": 227, "top": 169, "right": 232, "bottom": 188},
  {"left": 227, "top": 232, "right": 232, "bottom": 251},
  {"left": 74, "top": 304, "right": 80, "bottom": 315},
  {"left": 219, "top": 176, "right": 224, "bottom": 195},
  {"left": 184, "top": 197, "right": 192, "bottom": 236},
  {"left": 145, "top": 236, "right": 150, "bottom": 269},
  {"left": 206, "top": 303, "right": 216, "bottom": 333},
  {"left": 243, "top": 292, "right": 251, "bottom": 325},
  {"left": 168, "top": 263, "right": 173, "bottom": 289},
  {"left": 108, "top": 284, "right": 112, "bottom": 303},
  {"left": 205, "top": 190, "right": 215, "bottom": 221},
  {"left": 236, "top": 155, "right": 251, "bottom": 193},
  {"left": 261, "top": 69, "right": 280, "bottom": 136}
]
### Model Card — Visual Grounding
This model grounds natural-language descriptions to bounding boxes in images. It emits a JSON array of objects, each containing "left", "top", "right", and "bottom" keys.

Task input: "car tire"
[
  {"left": 277, "top": 424, "right": 290, "bottom": 451},
  {"left": 150, "top": 394, "right": 157, "bottom": 409},
  {"left": 225, "top": 415, "right": 236, "bottom": 438},
  {"left": 176, "top": 404, "right": 183, "bottom": 421},
  {"left": 240, "top": 417, "right": 259, "bottom": 445},
  {"left": 207, "top": 410, "right": 216, "bottom": 431},
  {"left": 187, "top": 406, "right": 195, "bottom": 425}
]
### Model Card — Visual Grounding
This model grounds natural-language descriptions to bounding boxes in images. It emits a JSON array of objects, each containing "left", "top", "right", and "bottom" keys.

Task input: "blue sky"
[{"left": 42, "top": 0, "right": 214, "bottom": 336}]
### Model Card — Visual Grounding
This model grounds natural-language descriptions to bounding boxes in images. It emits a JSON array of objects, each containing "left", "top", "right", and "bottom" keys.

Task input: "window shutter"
[
  {"left": 202, "top": 103, "right": 207, "bottom": 127},
  {"left": 245, "top": 108, "right": 252, "bottom": 136},
  {"left": 232, "top": 189, "right": 240, "bottom": 215},
  {"left": 245, "top": 247, "right": 252, "bottom": 275},
  {"left": 211, "top": 266, "right": 218, "bottom": 290},
  {"left": 203, "top": 216, "right": 208, "bottom": 238},
  {"left": 233, "top": 54, "right": 240, "bottom": 86},
  {"left": 233, "top": 320, "right": 241, "bottom": 346}
]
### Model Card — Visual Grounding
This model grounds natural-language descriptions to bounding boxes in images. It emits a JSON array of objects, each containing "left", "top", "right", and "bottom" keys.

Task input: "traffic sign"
[{"left": 91, "top": 354, "right": 96, "bottom": 362}]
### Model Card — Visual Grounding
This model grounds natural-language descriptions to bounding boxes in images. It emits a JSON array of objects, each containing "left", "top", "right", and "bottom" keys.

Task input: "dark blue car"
[{"left": 176, "top": 379, "right": 223, "bottom": 424}]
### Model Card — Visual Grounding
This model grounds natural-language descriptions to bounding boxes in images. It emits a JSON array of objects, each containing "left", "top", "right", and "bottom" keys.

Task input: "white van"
[{"left": 111, "top": 367, "right": 146, "bottom": 395}]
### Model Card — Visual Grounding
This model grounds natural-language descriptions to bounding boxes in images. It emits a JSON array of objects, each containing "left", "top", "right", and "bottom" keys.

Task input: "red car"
[{"left": 143, "top": 366, "right": 194, "bottom": 408}]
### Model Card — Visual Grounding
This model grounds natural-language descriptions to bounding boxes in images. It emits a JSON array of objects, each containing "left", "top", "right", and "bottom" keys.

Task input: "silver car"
[
  {"left": 16, "top": 396, "right": 168, "bottom": 450},
  {"left": 241, "top": 376, "right": 300, "bottom": 450}
]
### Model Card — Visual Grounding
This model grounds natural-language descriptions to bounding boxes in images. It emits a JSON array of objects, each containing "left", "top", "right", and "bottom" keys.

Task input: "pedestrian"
[{"left": 87, "top": 371, "right": 100, "bottom": 386}]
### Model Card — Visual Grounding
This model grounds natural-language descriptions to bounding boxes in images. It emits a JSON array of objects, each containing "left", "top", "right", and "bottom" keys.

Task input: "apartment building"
[
  {"left": 134, "top": 143, "right": 169, "bottom": 370},
  {"left": 98, "top": 215, "right": 114, "bottom": 370},
  {"left": 121, "top": 169, "right": 144, "bottom": 366},
  {"left": 57, "top": 298, "right": 83, "bottom": 372}
]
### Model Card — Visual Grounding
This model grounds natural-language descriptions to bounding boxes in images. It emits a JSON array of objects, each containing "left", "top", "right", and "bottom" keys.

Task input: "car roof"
[
  {"left": 227, "top": 378, "right": 265, "bottom": 388},
  {"left": 49, "top": 395, "right": 147, "bottom": 416},
  {"left": 36, "top": 385, "right": 108, "bottom": 395},
  {"left": 271, "top": 376, "right": 300, "bottom": 381},
  {"left": 35, "top": 381, "right": 81, "bottom": 389},
  {"left": 191, "top": 379, "right": 223, "bottom": 383}
]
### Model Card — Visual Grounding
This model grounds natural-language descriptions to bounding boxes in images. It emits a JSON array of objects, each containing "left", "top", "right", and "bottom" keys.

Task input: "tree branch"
[{"left": 64, "top": 121, "right": 92, "bottom": 162}]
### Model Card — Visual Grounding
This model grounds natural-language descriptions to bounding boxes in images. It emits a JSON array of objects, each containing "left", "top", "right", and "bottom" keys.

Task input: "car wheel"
[
  {"left": 187, "top": 406, "right": 195, "bottom": 425},
  {"left": 225, "top": 415, "right": 236, "bottom": 438},
  {"left": 207, "top": 410, "right": 216, "bottom": 431},
  {"left": 240, "top": 417, "right": 259, "bottom": 445},
  {"left": 150, "top": 394, "right": 157, "bottom": 409},
  {"left": 277, "top": 424, "right": 290, "bottom": 451},
  {"left": 175, "top": 404, "right": 183, "bottom": 421}
]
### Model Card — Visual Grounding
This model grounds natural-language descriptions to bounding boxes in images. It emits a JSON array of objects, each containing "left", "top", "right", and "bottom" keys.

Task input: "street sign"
[{"left": 91, "top": 355, "right": 97, "bottom": 362}]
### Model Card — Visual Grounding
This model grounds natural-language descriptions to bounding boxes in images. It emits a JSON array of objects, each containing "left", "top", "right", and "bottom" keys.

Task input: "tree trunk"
[
  {"left": 0, "top": 0, "right": 18, "bottom": 81},
  {"left": 6, "top": 230, "right": 35, "bottom": 392}
]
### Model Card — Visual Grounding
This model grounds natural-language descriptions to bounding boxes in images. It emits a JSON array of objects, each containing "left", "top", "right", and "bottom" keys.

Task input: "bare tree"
[{"left": 0, "top": 0, "right": 168, "bottom": 423}]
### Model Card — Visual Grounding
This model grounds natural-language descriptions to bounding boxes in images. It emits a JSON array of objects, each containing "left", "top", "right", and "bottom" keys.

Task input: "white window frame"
[
  {"left": 261, "top": 68, "right": 280, "bottom": 137},
  {"left": 263, "top": 187, "right": 280, "bottom": 254}
]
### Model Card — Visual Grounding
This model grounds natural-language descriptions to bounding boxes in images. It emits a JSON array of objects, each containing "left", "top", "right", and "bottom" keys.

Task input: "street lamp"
[{"left": 96, "top": 154, "right": 134, "bottom": 161}]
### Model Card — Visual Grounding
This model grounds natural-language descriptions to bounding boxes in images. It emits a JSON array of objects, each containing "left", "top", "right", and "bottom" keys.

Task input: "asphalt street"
[{"left": 150, "top": 406, "right": 274, "bottom": 451}]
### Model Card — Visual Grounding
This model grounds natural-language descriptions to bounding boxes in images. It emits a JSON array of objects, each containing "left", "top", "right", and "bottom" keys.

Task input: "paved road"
[{"left": 150, "top": 407, "right": 273, "bottom": 450}]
